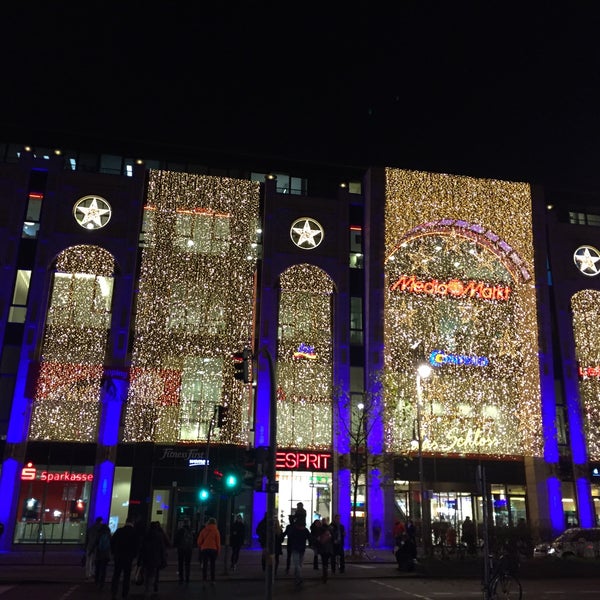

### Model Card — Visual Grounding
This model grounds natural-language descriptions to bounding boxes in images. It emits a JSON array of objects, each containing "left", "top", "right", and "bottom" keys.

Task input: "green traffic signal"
[
  {"left": 224, "top": 473, "right": 238, "bottom": 489},
  {"left": 199, "top": 487, "right": 210, "bottom": 501}
]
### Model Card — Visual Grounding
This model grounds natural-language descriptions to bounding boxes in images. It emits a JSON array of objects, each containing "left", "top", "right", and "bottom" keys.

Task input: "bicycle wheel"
[{"left": 490, "top": 573, "right": 522, "bottom": 600}]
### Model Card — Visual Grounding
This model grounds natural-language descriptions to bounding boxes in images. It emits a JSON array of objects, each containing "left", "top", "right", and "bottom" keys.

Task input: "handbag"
[{"left": 134, "top": 565, "right": 144, "bottom": 586}]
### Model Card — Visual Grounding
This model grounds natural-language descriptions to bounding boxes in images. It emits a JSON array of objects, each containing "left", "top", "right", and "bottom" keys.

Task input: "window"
[
  {"left": 350, "top": 297, "right": 363, "bottom": 345},
  {"left": 569, "top": 211, "right": 600, "bottom": 226},
  {"left": 251, "top": 172, "right": 307, "bottom": 195},
  {"left": 8, "top": 270, "right": 31, "bottom": 323},
  {"left": 350, "top": 227, "right": 363, "bottom": 269}
]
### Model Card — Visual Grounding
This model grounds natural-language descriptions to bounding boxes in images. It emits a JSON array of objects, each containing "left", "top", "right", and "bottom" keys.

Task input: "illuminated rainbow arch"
[{"left": 385, "top": 218, "right": 531, "bottom": 284}]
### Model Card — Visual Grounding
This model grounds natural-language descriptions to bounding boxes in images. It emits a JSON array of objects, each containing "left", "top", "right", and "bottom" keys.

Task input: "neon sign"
[
  {"left": 429, "top": 350, "right": 489, "bottom": 368},
  {"left": 20, "top": 462, "right": 94, "bottom": 482},
  {"left": 390, "top": 275, "right": 511, "bottom": 301},
  {"left": 275, "top": 451, "right": 332, "bottom": 471},
  {"left": 579, "top": 366, "right": 600, "bottom": 378},
  {"left": 293, "top": 343, "right": 317, "bottom": 360}
]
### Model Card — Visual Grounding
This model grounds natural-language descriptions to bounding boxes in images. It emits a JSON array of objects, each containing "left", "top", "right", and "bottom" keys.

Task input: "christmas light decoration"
[
  {"left": 572, "top": 290, "right": 600, "bottom": 460},
  {"left": 384, "top": 169, "right": 542, "bottom": 457},
  {"left": 29, "top": 245, "right": 114, "bottom": 441},
  {"left": 123, "top": 170, "right": 260, "bottom": 444},
  {"left": 277, "top": 264, "right": 334, "bottom": 449}
]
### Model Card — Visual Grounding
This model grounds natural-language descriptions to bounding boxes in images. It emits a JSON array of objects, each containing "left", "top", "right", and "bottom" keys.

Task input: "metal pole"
[
  {"left": 223, "top": 494, "right": 232, "bottom": 575},
  {"left": 262, "top": 347, "right": 277, "bottom": 600},
  {"left": 416, "top": 373, "right": 431, "bottom": 556},
  {"left": 199, "top": 406, "right": 218, "bottom": 529}
]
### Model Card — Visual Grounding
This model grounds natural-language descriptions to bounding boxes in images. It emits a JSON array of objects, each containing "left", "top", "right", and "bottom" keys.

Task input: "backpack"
[
  {"left": 97, "top": 531, "right": 111, "bottom": 556},
  {"left": 319, "top": 527, "right": 332, "bottom": 546},
  {"left": 181, "top": 528, "right": 194, "bottom": 549}
]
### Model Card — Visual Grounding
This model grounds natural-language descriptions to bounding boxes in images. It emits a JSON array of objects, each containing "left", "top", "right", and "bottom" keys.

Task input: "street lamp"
[{"left": 415, "top": 362, "right": 432, "bottom": 555}]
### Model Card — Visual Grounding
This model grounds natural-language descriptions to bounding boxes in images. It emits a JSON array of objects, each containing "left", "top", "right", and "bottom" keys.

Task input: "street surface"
[{"left": 2, "top": 546, "right": 600, "bottom": 599}]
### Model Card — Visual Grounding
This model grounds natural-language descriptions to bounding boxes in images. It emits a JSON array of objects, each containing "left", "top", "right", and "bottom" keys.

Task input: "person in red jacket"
[{"left": 197, "top": 517, "right": 221, "bottom": 586}]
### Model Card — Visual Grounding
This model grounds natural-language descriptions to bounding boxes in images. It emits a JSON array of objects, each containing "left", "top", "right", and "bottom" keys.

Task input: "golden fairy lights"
[
  {"left": 123, "top": 170, "right": 260, "bottom": 444},
  {"left": 384, "top": 168, "right": 543, "bottom": 457},
  {"left": 571, "top": 290, "right": 600, "bottom": 460},
  {"left": 29, "top": 245, "right": 115, "bottom": 441},
  {"left": 277, "top": 264, "right": 334, "bottom": 449}
]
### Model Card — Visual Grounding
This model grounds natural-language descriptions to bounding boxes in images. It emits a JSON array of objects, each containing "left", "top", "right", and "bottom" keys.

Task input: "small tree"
[{"left": 335, "top": 378, "right": 384, "bottom": 557}]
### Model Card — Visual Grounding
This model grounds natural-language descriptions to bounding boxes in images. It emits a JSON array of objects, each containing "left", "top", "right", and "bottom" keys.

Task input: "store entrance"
[{"left": 277, "top": 471, "right": 332, "bottom": 529}]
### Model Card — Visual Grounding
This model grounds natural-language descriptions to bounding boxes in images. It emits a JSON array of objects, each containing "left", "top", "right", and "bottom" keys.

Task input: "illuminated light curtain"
[
  {"left": 29, "top": 245, "right": 115, "bottom": 441},
  {"left": 384, "top": 169, "right": 542, "bottom": 458},
  {"left": 277, "top": 264, "right": 334, "bottom": 449},
  {"left": 124, "top": 170, "right": 259, "bottom": 443},
  {"left": 572, "top": 290, "right": 600, "bottom": 460}
]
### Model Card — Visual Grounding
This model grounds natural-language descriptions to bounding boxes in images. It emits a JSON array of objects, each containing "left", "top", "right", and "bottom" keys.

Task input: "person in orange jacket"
[{"left": 197, "top": 517, "right": 221, "bottom": 586}]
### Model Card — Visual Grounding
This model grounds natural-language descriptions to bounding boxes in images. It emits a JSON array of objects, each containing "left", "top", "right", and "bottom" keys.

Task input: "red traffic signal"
[{"left": 233, "top": 348, "right": 251, "bottom": 383}]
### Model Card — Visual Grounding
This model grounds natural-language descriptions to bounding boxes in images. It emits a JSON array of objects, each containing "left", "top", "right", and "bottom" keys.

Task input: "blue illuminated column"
[
  {"left": 366, "top": 385, "right": 385, "bottom": 547},
  {"left": 89, "top": 370, "right": 128, "bottom": 521}
]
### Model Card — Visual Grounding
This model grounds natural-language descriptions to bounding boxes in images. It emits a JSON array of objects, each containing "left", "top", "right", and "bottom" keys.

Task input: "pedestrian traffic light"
[
  {"left": 198, "top": 487, "right": 210, "bottom": 502},
  {"left": 233, "top": 348, "right": 251, "bottom": 383}
]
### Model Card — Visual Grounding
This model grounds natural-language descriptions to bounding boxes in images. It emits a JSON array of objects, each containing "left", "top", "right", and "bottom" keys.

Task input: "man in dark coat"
[
  {"left": 110, "top": 517, "right": 140, "bottom": 599},
  {"left": 287, "top": 519, "right": 311, "bottom": 587}
]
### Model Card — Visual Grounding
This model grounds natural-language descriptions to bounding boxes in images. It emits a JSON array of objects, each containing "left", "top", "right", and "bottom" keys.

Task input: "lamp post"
[{"left": 415, "top": 362, "right": 432, "bottom": 556}]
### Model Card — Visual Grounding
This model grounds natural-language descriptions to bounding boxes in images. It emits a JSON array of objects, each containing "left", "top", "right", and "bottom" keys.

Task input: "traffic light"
[
  {"left": 242, "top": 447, "right": 269, "bottom": 491},
  {"left": 233, "top": 348, "right": 251, "bottom": 383},
  {"left": 223, "top": 471, "right": 240, "bottom": 495},
  {"left": 198, "top": 487, "right": 210, "bottom": 502}
]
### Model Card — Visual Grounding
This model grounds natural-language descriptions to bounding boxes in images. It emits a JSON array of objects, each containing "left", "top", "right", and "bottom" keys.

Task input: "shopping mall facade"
[{"left": 0, "top": 142, "right": 599, "bottom": 550}]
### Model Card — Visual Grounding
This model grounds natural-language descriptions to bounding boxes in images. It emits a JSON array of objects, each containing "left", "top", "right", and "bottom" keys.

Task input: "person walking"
[
  {"left": 461, "top": 516, "right": 476, "bottom": 555},
  {"left": 256, "top": 513, "right": 283, "bottom": 573},
  {"left": 197, "top": 516, "right": 221, "bottom": 586},
  {"left": 330, "top": 513, "right": 346, "bottom": 574},
  {"left": 316, "top": 517, "right": 334, "bottom": 583},
  {"left": 93, "top": 523, "right": 112, "bottom": 590},
  {"left": 139, "top": 521, "right": 168, "bottom": 597},
  {"left": 84, "top": 516, "right": 103, "bottom": 580},
  {"left": 310, "top": 518, "right": 322, "bottom": 570},
  {"left": 173, "top": 519, "right": 194, "bottom": 585},
  {"left": 287, "top": 517, "right": 311, "bottom": 587},
  {"left": 282, "top": 515, "right": 294, "bottom": 574},
  {"left": 294, "top": 502, "right": 307, "bottom": 525},
  {"left": 110, "top": 517, "right": 139, "bottom": 600},
  {"left": 229, "top": 514, "right": 246, "bottom": 572}
]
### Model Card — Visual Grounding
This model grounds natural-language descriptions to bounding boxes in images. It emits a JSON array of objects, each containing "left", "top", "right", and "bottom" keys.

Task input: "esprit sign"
[
  {"left": 390, "top": 275, "right": 511, "bottom": 301},
  {"left": 21, "top": 463, "right": 94, "bottom": 482},
  {"left": 275, "top": 451, "right": 332, "bottom": 471}
]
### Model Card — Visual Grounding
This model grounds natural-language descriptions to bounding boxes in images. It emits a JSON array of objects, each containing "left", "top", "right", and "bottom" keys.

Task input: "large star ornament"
[
  {"left": 290, "top": 217, "right": 324, "bottom": 249},
  {"left": 73, "top": 196, "right": 112, "bottom": 229},
  {"left": 574, "top": 245, "right": 600, "bottom": 276}
]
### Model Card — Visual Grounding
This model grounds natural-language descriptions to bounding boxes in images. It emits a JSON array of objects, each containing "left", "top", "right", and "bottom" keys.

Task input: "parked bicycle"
[{"left": 483, "top": 553, "right": 522, "bottom": 600}]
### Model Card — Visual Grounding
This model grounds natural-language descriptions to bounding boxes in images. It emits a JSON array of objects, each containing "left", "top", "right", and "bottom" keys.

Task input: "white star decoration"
[
  {"left": 290, "top": 217, "right": 324, "bottom": 249},
  {"left": 574, "top": 245, "right": 600, "bottom": 276},
  {"left": 74, "top": 196, "right": 112, "bottom": 229}
]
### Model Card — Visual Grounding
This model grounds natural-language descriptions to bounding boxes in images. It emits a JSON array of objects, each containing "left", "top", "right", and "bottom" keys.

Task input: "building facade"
[{"left": 0, "top": 142, "right": 599, "bottom": 551}]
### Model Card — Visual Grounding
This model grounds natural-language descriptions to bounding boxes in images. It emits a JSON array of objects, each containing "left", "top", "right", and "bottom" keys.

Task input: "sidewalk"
[{"left": 1, "top": 545, "right": 599, "bottom": 584}]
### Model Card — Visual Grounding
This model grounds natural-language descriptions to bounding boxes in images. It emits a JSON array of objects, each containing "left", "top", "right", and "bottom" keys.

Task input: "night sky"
[{"left": 2, "top": 3, "right": 600, "bottom": 189}]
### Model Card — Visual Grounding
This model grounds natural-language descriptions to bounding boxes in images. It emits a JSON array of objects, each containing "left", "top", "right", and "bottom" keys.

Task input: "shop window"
[{"left": 14, "top": 462, "right": 94, "bottom": 544}]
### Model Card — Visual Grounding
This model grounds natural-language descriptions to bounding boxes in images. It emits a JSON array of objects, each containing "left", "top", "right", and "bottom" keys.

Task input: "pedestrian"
[
  {"left": 197, "top": 516, "right": 221, "bottom": 586},
  {"left": 139, "top": 521, "right": 168, "bottom": 597},
  {"left": 294, "top": 502, "right": 307, "bottom": 525},
  {"left": 283, "top": 515, "right": 295, "bottom": 574},
  {"left": 229, "top": 514, "right": 246, "bottom": 572},
  {"left": 256, "top": 513, "right": 268, "bottom": 571},
  {"left": 316, "top": 517, "right": 334, "bottom": 582},
  {"left": 110, "top": 516, "right": 140, "bottom": 600},
  {"left": 84, "top": 516, "right": 103, "bottom": 580},
  {"left": 287, "top": 517, "right": 311, "bottom": 587},
  {"left": 310, "top": 518, "right": 322, "bottom": 570},
  {"left": 93, "top": 523, "right": 112, "bottom": 590},
  {"left": 173, "top": 519, "right": 194, "bottom": 585},
  {"left": 461, "top": 516, "right": 476, "bottom": 555},
  {"left": 330, "top": 513, "right": 346, "bottom": 574},
  {"left": 393, "top": 518, "right": 406, "bottom": 538}
]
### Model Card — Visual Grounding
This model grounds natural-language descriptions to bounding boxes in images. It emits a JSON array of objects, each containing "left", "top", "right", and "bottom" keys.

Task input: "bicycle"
[
  {"left": 483, "top": 553, "right": 522, "bottom": 600},
  {"left": 356, "top": 543, "right": 377, "bottom": 561}
]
